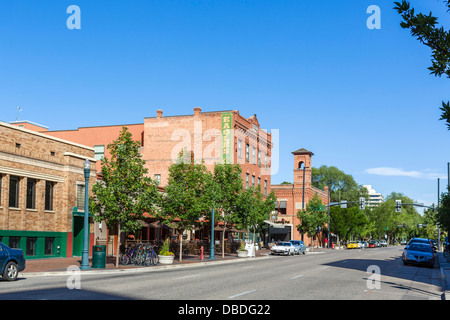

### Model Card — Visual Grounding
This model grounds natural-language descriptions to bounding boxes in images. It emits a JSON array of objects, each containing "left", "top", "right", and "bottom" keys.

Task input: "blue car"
[
  {"left": 0, "top": 242, "right": 26, "bottom": 281},
  {"left": 402, "top": 243, "right": 435, "bottom": 268},
  {"left": 290, "top": 240, "right": 306, "bottom": 255}
]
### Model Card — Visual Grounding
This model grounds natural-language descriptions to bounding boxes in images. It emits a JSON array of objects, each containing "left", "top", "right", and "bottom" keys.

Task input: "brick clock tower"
[{"left": 292, "top": 148, "right": 314, "bottom": 190}]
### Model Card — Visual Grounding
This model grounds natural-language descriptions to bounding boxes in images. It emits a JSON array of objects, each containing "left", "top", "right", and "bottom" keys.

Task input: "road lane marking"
[
  {"left": 174, "top": 274, "right": 198, "bottom": 280},
  {"left": 242, "top": 266, "right": 255, "bottom": 269},
  {"left": 228, "top": 290, "right": 256, "bottom": 299},
  {"left": 291, "top": 274, "right": 304, "bottom": 279}
]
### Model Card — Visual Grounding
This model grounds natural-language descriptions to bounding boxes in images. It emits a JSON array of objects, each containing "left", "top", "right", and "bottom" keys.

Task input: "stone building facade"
[{"left": 0, "top": 121, "right": 97, "bottom": 259}]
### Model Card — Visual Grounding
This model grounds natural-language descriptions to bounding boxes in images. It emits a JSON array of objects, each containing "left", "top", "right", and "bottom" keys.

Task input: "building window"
[
  {"left": 245, "top": 173, "right": 249, "bottom": 189},
  {"left": 26, "top": 237, "right": 37, "bottom": 256},
  {"left": 265, "top": 154, "right": 268, "bottom": 169},
  {"left": 154, "top": 174, "right": 161, "bottom": 186},
  {"left": 252, "top": 175, "right": 255, "bottom": 187},
  {"left": 26, "top": 178, "right": 36, "bottom": 209},
  {"left": 258, "top": 150, "right": 261, "bottom": 167},
  {"left": 76, "top": 184, "right": 85, "bottom": 211},
  {"left": 45, "top": 181, "right": 54, "bottom": 211},
  {"left": 9, "top": 175, "right": 20, "bottom": 208},
  {"left": 0, "top": 174, "right": 2, "bottom": 206},
  {"left": 264, "top": 180, "right": 267, "bottom": 195},
  {"left": 94, "top": 145, "right": 105, "bottom": 161},
  {"left": 237, "top": 140, "right": 242, "bottom": 158},
  {"left": 258, "top": 177, "right": 261, "bottom": 187},
  {"left": 278, "top": 201, "right": 287, "bottom": 215},
  {"left": 9, "top": 236, "right": 21, "bottom": 249},
  {"left": 252, "top": 147, "right": 256, "bottom": 164},
  {"left": 45, "top": 237, "right": 55, "bottom": 256},
  {"left": 246, "top": 144, "right": 249, "bottom": 162}
]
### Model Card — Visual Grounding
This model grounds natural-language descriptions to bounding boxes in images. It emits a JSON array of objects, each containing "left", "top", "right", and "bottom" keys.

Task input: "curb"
[{"left": 19, "top": 254, "right": 272, "bottom": 277}]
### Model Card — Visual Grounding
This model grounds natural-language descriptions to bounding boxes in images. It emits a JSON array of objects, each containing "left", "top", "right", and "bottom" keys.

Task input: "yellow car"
[{"left": 347, "top": 241, "right": 358, "bottom": 249}]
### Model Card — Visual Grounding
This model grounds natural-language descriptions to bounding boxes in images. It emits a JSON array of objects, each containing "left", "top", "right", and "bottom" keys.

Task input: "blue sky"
[{"left": 1, "top": 0, "right": 449, "bottom": 210}]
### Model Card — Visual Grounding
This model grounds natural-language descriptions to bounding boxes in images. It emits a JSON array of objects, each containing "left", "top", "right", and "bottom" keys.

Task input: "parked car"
[
  {"left": 402, "top": 243, "right": 435, "bottom": 268},
  {"left": 368, "top": 241, "right": 377, "bottom": 248},
  {"left": 290, "top": 240, "right": 306, "bottom": 255},
  {"left": 400, "top": 239, "right": 407, "bottom": 245},
  {"left": 347, "top": 241, "right": 358, "bottom": 249},
  {"left": 0, "top": 242, "right": 26, "bottom": 281},
  {"left": 360, "top": 241, "right": 368, "bottom": 248},
  {"left": 406, "top": 238, "right": 435, "bottom": 251},
  {"left": 380, "top": 240, "right": 387, "bottom": 247},
  {"left": 271, "top": 242, "right": 295, "bottom": 256}
]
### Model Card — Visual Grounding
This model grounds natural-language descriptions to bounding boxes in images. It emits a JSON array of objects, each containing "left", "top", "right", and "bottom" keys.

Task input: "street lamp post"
[
  {"left": 209, "top": 208, "right": 216, "bottom": 260},
  {"left": 80, "top": 159, "right": 91, "bottom": 270}
]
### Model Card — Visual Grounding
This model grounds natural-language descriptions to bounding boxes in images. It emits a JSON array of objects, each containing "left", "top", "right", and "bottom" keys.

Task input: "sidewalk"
[
  {"left": 437, "top": 251, "right": 450, "bottom": 300},
  {"left": 20, "top": 249, "right": 273, "bottom": 276}
]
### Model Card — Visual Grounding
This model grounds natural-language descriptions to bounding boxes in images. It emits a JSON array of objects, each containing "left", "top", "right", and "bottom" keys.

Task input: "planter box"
[
  {"left": 158, "top": 255, "right": 174, "bottom": 265},
  {"left": 237, "top": 250, "right": 248, "bottom": 258}
]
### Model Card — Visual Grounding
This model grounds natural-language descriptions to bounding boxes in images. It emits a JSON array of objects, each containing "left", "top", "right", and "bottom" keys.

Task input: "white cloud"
[{"left": 365, "top": 167, "right": 447, "bottom": 180}]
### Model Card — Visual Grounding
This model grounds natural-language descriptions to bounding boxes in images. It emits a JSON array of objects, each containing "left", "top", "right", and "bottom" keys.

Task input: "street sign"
[{"left": 340, "top": 200, "right": 347, "bottom": 209}]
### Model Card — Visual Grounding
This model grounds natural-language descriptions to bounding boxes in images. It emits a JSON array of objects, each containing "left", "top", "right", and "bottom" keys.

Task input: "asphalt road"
[{"left": 0, "top": 246, "right": 444, "bottom": 301}]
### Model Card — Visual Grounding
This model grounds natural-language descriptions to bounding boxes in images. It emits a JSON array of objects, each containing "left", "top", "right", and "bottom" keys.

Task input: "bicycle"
[
  {"left": 120, "top": 245, "right": 136, "bottom": 265},
  {"left": 144, "top": 244, "right": 159, "bottom": 266}
]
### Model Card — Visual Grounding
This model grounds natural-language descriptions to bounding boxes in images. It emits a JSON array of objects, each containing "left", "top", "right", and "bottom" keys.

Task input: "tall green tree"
[
  {"left": 311, "top": 165, "right": 368, "bottom": 202},
  {"left": 394, "top": 1, "right": 450, "bottom": 129},
  {"left": 235, "top": 186, "right": 277, "bottom": 243},
  {"left": 330, "top": 206, "right": 373, "bottom": 244},
  {"left": 157, "top": 150, "right": 218, "bottom": 261},
  {"left": 90, "top": 127, "right": 160, "bottom": 267},
  {"left": 296, "top": 193, "right": 328, "bottom": 245},
  {"left": 213, "top": 163, "right": 244, "bottom": 258}
]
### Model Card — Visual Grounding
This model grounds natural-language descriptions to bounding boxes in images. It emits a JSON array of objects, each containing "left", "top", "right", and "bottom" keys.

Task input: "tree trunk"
[
  {"left": 179, "top": 232, "right": 183, "bottom": 262},
  {"left": 222, "top": 222, "right": 226, "bottom": 258},
  {"left": 116, "top": 223, "right": 121, "bottom": 268}
]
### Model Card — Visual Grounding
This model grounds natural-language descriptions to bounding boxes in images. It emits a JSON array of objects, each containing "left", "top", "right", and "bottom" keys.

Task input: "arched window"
[{"left": 298, "top": 161, "right": 304, "bottom": 169}]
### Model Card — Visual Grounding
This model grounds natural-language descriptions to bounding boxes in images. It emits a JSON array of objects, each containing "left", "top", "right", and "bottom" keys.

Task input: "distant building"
[
  {"left": 363, "top": 185, "right": 384, "bottom": 207},
  {"left": 270, "top": 148, "right": 329, "bottom": 246}
]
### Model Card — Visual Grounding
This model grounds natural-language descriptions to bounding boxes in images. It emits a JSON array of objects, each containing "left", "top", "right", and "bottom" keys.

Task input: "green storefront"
[{"left": 0, "top": 230, "right": 67, "bottom": 259}]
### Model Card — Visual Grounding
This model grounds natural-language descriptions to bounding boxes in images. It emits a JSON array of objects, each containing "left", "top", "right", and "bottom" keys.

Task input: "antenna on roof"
[{"left": 16, "top": 106, "right": 22, "bottom": 121}]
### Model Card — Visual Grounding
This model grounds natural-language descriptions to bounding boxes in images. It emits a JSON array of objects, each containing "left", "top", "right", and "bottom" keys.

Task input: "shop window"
[
  {"left": 45, "top": 237, "right": 55, "bottom": 255},
  {"left": 26, "top": 237, "right": 37, "bottom": 256},
  {"left": 9, "top": 236, "right": 21, "bottom": 249}
]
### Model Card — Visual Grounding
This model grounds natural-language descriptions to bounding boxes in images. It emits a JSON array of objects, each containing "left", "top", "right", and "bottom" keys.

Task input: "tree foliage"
[
  {"left": 394, "top": 1, "right": 450, "bottom": 129},
  {"left": 90, "top": 127, "right": 160, "bottom": 266},
  {"left": 311, "top": 165, "right": 368, "bottom": 202},
  {"left": 296, "top": 193, "right": 328, "bottom": 241}
]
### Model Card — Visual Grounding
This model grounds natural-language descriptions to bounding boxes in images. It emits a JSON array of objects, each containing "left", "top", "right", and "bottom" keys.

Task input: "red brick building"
[
  {"left": 11, "top": 108, "right": 273, "bottom": 248},
  {"left": 28, "top": 108, "right": 272, "bottom": 193},
  {"left": 270, "top": 148, "right": 329, "bottom": 246}
]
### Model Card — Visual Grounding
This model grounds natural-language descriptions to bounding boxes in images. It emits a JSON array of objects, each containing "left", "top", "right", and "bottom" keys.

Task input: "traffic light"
[
  {"left": 395, "top": 200, "right": 402, "bottom": 212},
  {"left": 359, "top": 197, "right": 366, "bottom": 210}
]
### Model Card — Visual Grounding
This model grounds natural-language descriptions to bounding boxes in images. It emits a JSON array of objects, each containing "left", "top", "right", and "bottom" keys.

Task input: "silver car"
[
  {"left": 271, "top": 242, "right": 296, "bottom": 256},
  {"left": 290, "top": 240, "right": 306, "bottom": 255}
]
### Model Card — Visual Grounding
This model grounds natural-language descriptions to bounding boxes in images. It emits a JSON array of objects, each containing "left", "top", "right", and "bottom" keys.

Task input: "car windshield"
[
  {"left": 408, "top": 244, "right": 432, "bottom": 253},
  {"left": 278, "top": 242, "right": 290, "bottom": 246}
]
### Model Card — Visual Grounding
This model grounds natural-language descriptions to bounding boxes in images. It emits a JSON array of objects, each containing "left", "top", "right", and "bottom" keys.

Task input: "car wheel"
[{"left": 3, "top": 261, "right": 19, "bottom": 281}]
